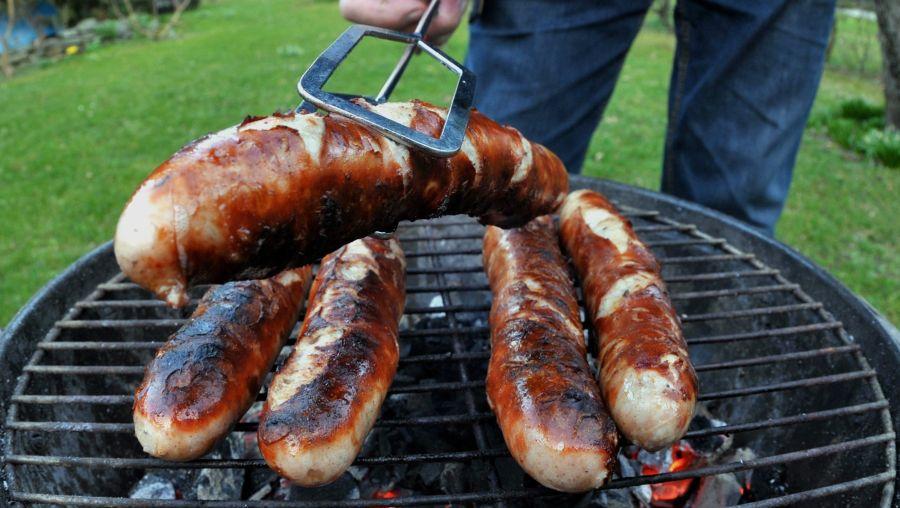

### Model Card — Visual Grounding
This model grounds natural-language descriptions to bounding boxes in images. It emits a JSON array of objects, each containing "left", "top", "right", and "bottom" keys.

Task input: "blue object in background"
[
  {"left": 0, "top": 1, "right": 58, "bottom": 54},
  {"left": 466, "top": 0, "right": 836, "bottom": 235}
]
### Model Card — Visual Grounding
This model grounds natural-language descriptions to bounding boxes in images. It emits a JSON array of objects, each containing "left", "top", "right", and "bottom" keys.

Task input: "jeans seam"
[{"left": 664, "top": 1, "right": 691, "bottom": 192}]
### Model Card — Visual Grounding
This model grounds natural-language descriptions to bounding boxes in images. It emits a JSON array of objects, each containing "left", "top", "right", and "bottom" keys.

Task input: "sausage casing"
[
  {"left": 258, "top": 236, "right": 406, "bottom": 486},
  {"left": 483, "top": 216, "right": 619, "bottom": 492},
  {"left": 559, "top": 190, "right": 698, "bottom": 451},
  {"left": 115, "top": 100, "right": 567, "bottom": 307},
  {"left": 133, "top": 267, "right": 312, "bottom": 461}
]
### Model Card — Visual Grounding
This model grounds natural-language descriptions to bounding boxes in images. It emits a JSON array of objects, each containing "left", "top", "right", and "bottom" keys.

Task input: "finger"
[
  {"left": 339, "top": 0, "right": 428, "bottom": 31},
  {"left": 425, "top": 0, "right": 467, "bottom": 44}
]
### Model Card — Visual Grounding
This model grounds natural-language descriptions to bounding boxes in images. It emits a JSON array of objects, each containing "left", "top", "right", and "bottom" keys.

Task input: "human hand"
[{"left": 338, "top": 0, "right": 468, "bottom": 46}]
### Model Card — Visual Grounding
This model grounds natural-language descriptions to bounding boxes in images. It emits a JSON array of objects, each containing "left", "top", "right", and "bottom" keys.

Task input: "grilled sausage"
[
  {"left": 115, "top": 100, "right": 567, "bottom": 307},
  {"left": 258, "top": 236, "right": 405, "bottom": 486},
  {"left": 133, "top": 267, "right": 312, "bottom": 461},
  {"left": 559, "top": 190, "right": 698, "bottom": 451},
  {"left": 483, "top": 216, "right": 619, "bottom": 492}
]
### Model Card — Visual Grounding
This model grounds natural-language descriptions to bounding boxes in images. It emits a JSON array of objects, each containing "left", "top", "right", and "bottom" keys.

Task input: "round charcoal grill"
[{"left": 1, "top": 177, "right": 897, "bottom": 507}]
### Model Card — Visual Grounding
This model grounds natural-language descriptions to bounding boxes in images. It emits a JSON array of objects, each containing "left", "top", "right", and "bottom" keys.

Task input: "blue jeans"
[{"left": 466, "top": 0, "right": 836, "bottom": 234}]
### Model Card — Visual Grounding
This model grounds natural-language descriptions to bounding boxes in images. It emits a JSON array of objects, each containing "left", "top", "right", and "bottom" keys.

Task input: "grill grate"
[{"left": 3, "top": 200, "right": 895, "bottom": 507}]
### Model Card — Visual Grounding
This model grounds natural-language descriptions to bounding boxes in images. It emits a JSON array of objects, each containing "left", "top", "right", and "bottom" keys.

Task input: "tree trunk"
[
  {"left": 655, "top": 0, "right": 672, "bottom": 31},
  {"left": 1, "top": 0, "right": 16, "bottom": 78},
  {"left": 874, "top": 0, "right": 900, "bottom": 129},
  {"left": 156, "top": 0, "right": 192, "bottom": 39}
]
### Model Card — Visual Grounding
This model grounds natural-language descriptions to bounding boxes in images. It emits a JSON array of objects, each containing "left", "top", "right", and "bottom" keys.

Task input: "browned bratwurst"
[
  {"left": 258, "top": 236, "right": 405, "bottom": 486},
  {"left": 483, "top": 216, "right": 619, "bottom": 492},
  {"left": 114, "top": 100, "right": 567, "bottom": 307},
  {"left": 559, "top": 190, "right": 698, "bottom": 451},
  {"left": 133, "top": 267, "right": 312, "bottom": 461}
]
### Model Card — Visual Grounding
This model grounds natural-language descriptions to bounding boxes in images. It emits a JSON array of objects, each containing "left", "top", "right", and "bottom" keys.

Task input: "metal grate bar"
[
  {"left": 67, "top": 300, "right": 820, "bottom": 322},
  {"left": 35, "top": 321, "right": 845, "bottom": 346},
  {"left": 11, "top": 395, "right": 134, "bottom": 405},
  {"left": 737, "top": 471, "right": 896, "bottom": 508},
  {"left": 88, "top": 251, "right": 758, "bottom": 292},
  {"left": 394, "top": 211, "right": 659, "bottom": 230},
  {"left": 698, "top": 370, "right": 876, "bottom": 401},
  {"left": 73, "top": 282, "right": 807, "bottom": 313},
  {"left": 679, "top": 302, "right": 823, "bottom": 322},
  {"left": 6, "top": 411, "right": 498, "bottom": 433},
  {"left": 664, "top": 269, "right": 778, "bottom": 283},
  {"left": 405, "top": 248, "right": 481, "bottom": 258},
  {"left": 687, "top": 322, "right": 843, "bottom": 345},
  {"left": 11, "top": 370, "right": 875, "bottom": 428},
  {"left": 693, "top": 344, "right": 861, "bottom": 372},
  {"left": 74, "top": 283, "right": 807, "bottom": 313},
  {"left": 21, "top": 344, "right": 861, "bottom": 383},
  {"left": 7, "top": 401, "right": 886, "bottom": 470},
  {"left": 685, "top": 400, "right": 888, "bottom": 439},
  {"left": 671, "top": 283, "right": 800, "bottom": 300},
  {"left": 398, "top": 233, "right": 728, "bottom": 248},
  {"left": 6, "top": 448, "right": 511, "bottom": 469},
  {"left": 12, "top": 379, "right": 490, "bottom": 404},
  {"left": 39, "top": 341, "right": 166, "bottom": 351}
]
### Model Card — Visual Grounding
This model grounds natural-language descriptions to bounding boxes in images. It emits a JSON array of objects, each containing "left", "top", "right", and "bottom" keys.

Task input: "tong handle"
[
  {"left": 413, "top": 0, "right": 442, "bottom": 37},
  {"left": 375, "top": 0, "right": 441, "bottom": 103}
]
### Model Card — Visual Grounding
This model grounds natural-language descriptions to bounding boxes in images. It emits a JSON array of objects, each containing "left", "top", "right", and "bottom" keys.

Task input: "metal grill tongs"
[{"left": 297, "top": 0, "right": 476, "bottom": 158}]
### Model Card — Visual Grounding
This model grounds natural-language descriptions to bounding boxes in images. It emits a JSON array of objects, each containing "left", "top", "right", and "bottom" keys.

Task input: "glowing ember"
[
  {"left": 739, "top": 476, "right": 752, "bottom": 496},
  {"left": 647, "top": 442, "right": 699, "bottom": 505},
  {"left": 372, "top": 489, "right": 399, "bottom": 500}
]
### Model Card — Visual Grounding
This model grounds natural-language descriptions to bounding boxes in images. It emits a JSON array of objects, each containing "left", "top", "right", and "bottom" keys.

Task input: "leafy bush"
[
  {"left": 93, "top": 19, "right": 122, "bottom": 42},
  {"left": 838, "top": 98, "right": 884, "bottom": 122},
  {"left": 860, "top": 129, "right": 900, "bottom": 168},
  {"left": 822, "top": 99, "right": 899, "bottom": 168}
]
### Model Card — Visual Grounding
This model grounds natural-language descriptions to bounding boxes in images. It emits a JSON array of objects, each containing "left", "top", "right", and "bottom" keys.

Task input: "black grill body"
[{"left": 1, "top": 177, "right": 897, "bottom": 506}]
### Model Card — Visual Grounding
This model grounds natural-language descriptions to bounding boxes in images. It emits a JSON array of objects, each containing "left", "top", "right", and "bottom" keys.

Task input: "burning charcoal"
[
  {"left": 427, "top": 295, "right": 446, "bottom": 317},
  {"left": 347, "top": 465, "right": 369, "bottom": 482},
  {"left": 271, "top": 478, "right": 293, "bottom": 500},
  {"left": 398, "top": 339, "right": 412, "bottom": 359},
  {"left": 129, "top": 474, "right": 176, "bottom": 500},
  {"left": 743, "top": 463, "right": 788, "bottom": 502},
  {"left": 439, "top": 462, "right": 467, "bottom": 494},
  {"left": 621, "top": 442, "right": 700, "bottom": 507},
  {"left": 618, "top": 454, "right": 653, "bottom": 508},
  {"left": 371, "top": 487, "right": 411, "bottom": 502},
  {"left": 290, "top": 473, "right": 360, "bottom": 501},
  {"left": 194, "top": 433, "right": 245, "bottom": 500},
  {"left": 688, "top": 404, "right": 733, "bottom": 458},
  {"left": 413, "top": 315, "right": 450, "bottom": 333},
  {"left": 493, "top": 456, "right": 526, "bottom": 490},
  {"left": 689, "top": 474, "right": 742, "bottom": 508},
  {"left": 414, "top": 461, "right": 443, "bottom": 487},
  {"left": 129, "top": 466, "right": 197, "bottom": 499},
  {"left": 247, "top": 480, "right": 275, "bottom": 501},
  {"left": 246, "top": 472, "right": 281, "bottom": 501},
  {"left": 365, "top": 463, "right": 408, "bottom": 494},
  {"left": 573, "top": 488, "right": 638, "bottom": 508},
  {"left": 724, "top": 448, "right": 759, "bottom": 500},
  {"left": 195, "top": 467, "right": 244, "bottom": 500}
]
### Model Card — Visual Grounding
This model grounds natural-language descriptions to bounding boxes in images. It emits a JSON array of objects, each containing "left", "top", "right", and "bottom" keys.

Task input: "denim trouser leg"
[
  {"left": 466, "top": 0, "right": 653, "bottom": 173},
  {"left": 466, "top": 0, "right": 835, "bottom": 234},
  {"left": 663, "top": 0, "right": 836, "bottom": 234}
]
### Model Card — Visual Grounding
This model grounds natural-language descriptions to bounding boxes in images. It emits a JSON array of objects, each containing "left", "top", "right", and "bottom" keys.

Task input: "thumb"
[{"left": 425, "top": 0, "right": 468, "bottom": 45}]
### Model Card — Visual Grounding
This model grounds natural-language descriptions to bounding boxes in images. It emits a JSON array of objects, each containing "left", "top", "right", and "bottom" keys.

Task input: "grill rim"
[{"left": 1, "top": 176, "right": 897, "bottom": 506}]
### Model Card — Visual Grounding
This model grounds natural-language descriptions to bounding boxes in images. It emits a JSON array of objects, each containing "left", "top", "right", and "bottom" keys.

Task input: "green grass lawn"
[{"left": 1, "top": 0, "right": 897, "bottom": 326}]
